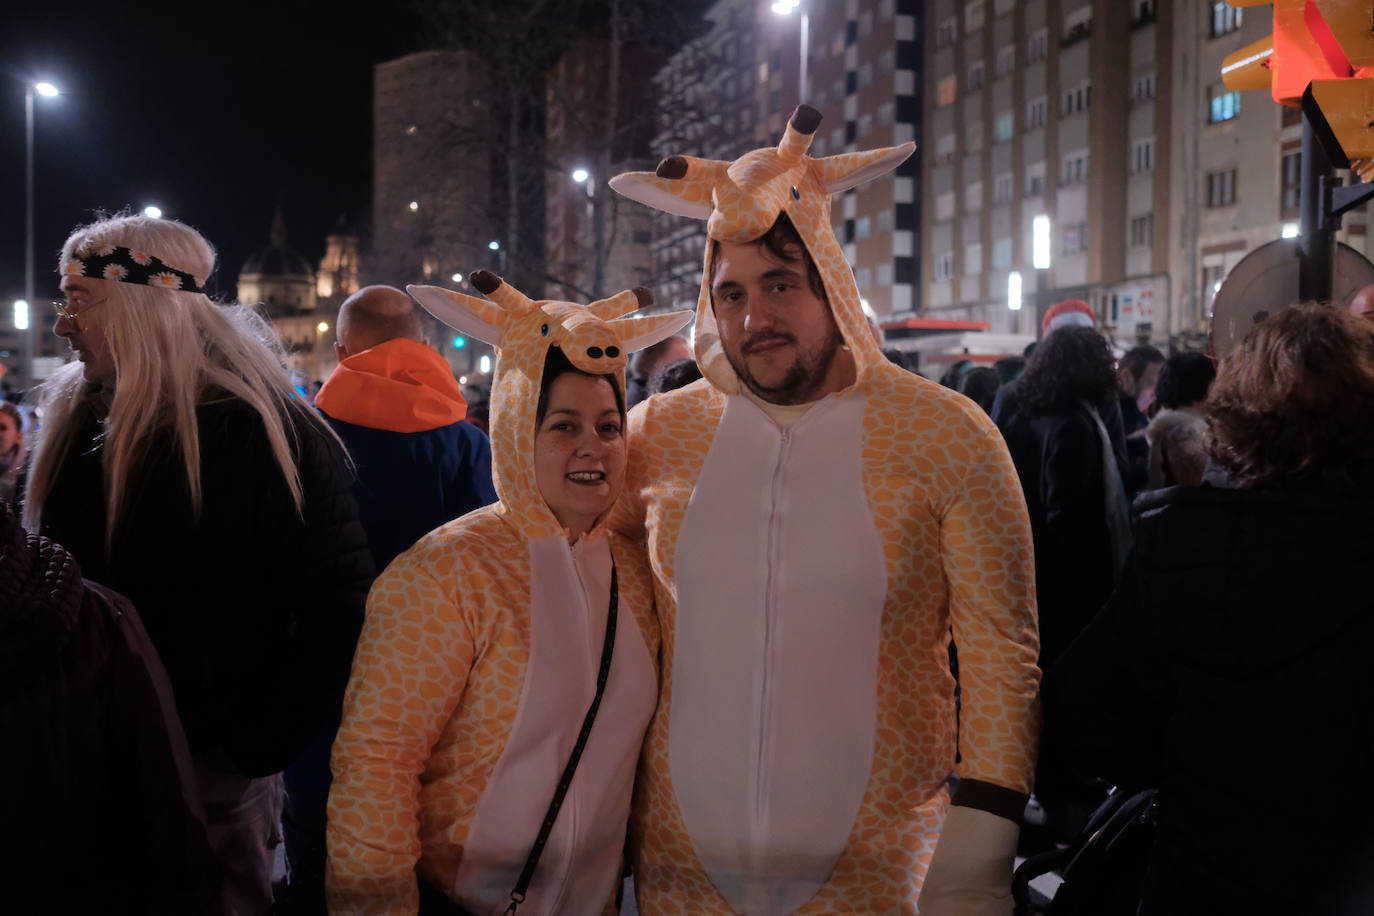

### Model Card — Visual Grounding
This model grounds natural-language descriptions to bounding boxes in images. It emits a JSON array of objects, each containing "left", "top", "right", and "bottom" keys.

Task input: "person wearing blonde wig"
[{"left": 25, "top": 214, "right": 374, "bottom": 915}]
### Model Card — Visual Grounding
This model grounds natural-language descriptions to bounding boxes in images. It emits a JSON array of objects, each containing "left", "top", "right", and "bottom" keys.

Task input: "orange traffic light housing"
[{"left": 1220, "top": 0, "right": 1352, "bottom": 106}]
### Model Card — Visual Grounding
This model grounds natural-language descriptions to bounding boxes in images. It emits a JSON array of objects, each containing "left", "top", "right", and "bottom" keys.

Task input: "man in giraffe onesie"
[{"left": 608, "top": 105, "right": 1041, "bottom": 914}]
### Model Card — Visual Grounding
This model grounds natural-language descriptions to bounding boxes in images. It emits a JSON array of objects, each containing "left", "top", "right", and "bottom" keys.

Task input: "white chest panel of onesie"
[
  {"left": 454, "top": 536, "right": 656, "bottom": 915},
  {"left": 670, "top": 392, "right": 887, "bottom": 915}
]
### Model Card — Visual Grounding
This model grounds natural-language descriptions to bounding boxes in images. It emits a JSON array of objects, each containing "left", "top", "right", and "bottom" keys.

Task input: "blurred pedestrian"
[
  {"left": 648, "top": 355, "right": 703, "bottom": 395},
  {"left": 0, "top": 503, "right": 221, "bottom": 915},
  {"left": 25, "top": 214, "right": 373, "bottom": 915},
  {"left": 959, "top": 365, "right": 1001, "bottom": 415},
  {"left": 0, "top": 402, "right": 24, "bottom": 506},
  {"left": 328, "top": 273, "right": 689, "bottom": 913},
  {"left": 273, "top": 285, "right": 498, "bottom": 912},
  {"left": 1117, "top": 344, "right": 1165, "bottom": 491},
  {"left": 997, "top": 325, "right": 1131, "bottom": 668},
  {"left": 1144, "top": 352, "right": 1216, "bottom": 490},
  {"left": 1045, "top": 303, "right": 1374, "bottom": 915},
  {"left": 993, "top": 355, "right": 1026, "bottom": 385},
  {"left": 627, "top": 334, "right": 691, "bottom": 406}
]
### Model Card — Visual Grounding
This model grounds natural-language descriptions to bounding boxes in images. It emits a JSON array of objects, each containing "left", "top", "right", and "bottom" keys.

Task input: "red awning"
[{"left": 880, "top": 317, "right": 991, "bottom": 331}]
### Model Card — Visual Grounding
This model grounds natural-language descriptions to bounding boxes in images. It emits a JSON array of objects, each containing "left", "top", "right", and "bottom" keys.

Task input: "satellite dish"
[{"left": 1210, "top": 239, "right": 1374, "bottom": 356}]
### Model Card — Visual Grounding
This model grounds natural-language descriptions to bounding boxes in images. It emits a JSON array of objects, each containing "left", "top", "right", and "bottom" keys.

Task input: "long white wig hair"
[{"left": 25, "top": 214, "right": 334, "bottom": 542}]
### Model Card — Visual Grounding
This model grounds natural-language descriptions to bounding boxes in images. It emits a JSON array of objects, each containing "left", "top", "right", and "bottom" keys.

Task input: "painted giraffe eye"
[
  {"left": 605, "top": 346, "right": 620, "bottom": 358},
  {"left": 791, "top": 186, "right": 800, "bottom": 200},
  {"left": 540, "top": 324, "right": 549, "bottom": 336}
]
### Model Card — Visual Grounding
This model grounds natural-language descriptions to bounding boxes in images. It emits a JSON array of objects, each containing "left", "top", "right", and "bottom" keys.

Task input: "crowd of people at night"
[{"left": 4, "top": 104, "right": 1374, "bottom": 916}]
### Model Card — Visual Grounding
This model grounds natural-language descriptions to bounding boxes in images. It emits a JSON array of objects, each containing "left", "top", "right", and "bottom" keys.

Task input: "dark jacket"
[
  {"left": 1043, "top": 485, "right": 1374, "bottom": 915},
  {"left": 0, "top": 505, "right": 220, "bottom": 914},
  {"left": 315, "top": 338, "right": 497, "bottom": 572},
  {"left": 997, "top": 396, "right": 1124, "bottom": 666},
  {"left": 38, "top": 393, "right": 374, "bottom": 777}
]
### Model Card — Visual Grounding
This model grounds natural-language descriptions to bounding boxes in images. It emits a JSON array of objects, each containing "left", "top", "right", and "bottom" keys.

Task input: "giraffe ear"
[
  {"left": 609, "top": 170, "right": 715, "bottom": 220},
  {"left": 588, "top": 287, "right": 652, "bottom": 321},
  {"left": 407, "top": 285, "right": 506, "bottom": 347},
  {"left": 818, "top": 142, "right": 917, "bottom": 194},
  {"left": 612, "top": 309, "right": 695, "bottom": 354}
]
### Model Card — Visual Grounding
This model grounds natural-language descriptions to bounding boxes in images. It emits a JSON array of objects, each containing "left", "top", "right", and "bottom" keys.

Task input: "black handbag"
[{"left": 421, "top": 563, "right": 620, "bottom": 916}]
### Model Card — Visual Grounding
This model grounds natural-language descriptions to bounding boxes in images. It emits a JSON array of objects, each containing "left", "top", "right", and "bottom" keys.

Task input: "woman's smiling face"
[{"left": 534, "top": 372, "right": 626, "bottom": 540}]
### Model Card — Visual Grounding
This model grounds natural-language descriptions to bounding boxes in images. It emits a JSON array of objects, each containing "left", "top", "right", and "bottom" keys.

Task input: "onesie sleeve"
[
  {"left": 326, "top": 551, "right": 475, "bottom": 916},
  {"left": 940, "top": 422, "right": 1042, "bottom": 817}
]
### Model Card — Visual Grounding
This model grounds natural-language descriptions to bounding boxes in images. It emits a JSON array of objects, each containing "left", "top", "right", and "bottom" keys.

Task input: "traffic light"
[
  {"left": 1220, "top": 1, "right": 1374, "bottom": 167},
  {"left": 1303, "top": 0, "right": 1374, "bottom": 167},
  {"left": 452, "top": 336, "right": 466, "bottom": 349},
  {"left": 1220, "top": 0, "right": 1350, "bottom": 106}
]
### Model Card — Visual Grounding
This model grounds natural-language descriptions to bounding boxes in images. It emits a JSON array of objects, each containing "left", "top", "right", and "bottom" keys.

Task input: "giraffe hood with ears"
[
  {"left": 609, "top": 104, "right": 914, "bottom": 395},
  {"left": 408, "top": 272, "right": 693, "bottom": 538}
]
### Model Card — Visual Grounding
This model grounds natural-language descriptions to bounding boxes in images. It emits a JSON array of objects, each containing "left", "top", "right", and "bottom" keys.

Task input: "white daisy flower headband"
[{"left": 60, "top": 246, "right": 205, "bottom": 294}]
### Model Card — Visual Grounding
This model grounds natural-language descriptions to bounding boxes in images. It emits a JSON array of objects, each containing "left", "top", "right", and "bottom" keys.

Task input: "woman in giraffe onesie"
[
  {"left": 607, "top": 106, "right": 1041, "bottom": 914},
  {"left": 325, "top": 270, "right": 692, "bottom": 915}
]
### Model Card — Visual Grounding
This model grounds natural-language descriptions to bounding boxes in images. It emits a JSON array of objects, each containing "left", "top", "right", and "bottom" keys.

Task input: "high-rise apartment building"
[
  {"left": 649, "top": 0, "right": 922, "bottom": 320},
  {"left": 923, "top": 0, "right": 1371, "bottom": 348},
  {"left": 372, "top": 50, "right": 494, "bottom": 376},
  {"left": 545, "top": 37, "right": 662, "bottom": 303},
  {"left": 372, "top": 51, "right": 492, "bottom": 291}
]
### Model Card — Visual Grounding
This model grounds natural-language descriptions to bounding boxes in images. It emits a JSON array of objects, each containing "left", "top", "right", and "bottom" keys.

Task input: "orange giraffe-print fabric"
[
  {"left": 609, "top": 107, "right": 1041, "bottom": 913},
  {"left": 326, "top": 273, "right": 692, "bottom": 915}
]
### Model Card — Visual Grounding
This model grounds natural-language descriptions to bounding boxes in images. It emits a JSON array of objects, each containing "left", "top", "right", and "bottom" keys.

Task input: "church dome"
[{"left": 239, "top": 208, "right": 313, "bottom": 279}]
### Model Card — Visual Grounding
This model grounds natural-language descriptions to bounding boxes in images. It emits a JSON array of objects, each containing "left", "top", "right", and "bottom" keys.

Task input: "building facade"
[{"left": 922, "top": 0, "right": 1371, "bottom": 349}]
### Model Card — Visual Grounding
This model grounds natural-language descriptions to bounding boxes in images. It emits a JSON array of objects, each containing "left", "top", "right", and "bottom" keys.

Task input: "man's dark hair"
[
  {"left": 629, "top": 335, "right": 686, "bottom": 383},
  {"left": 959, "top": 366, "right": 1001, "bottom": 414},
  {"left": 1120, "top": 344, "right": 1165, "bottom": 381},
  {"left": 535, "top": 346, "right": 625, "bottom": 426},
  {"left": 649, "top": 357, "right": 703, "bottom": 395},
  {"left": 1008, "top": 326, "right": 1118, "bottom": 416},
  {"left": 709, "top": 211, "right": 828, "bottom": 302},
  {"left": 993, "top": 355, "right": 1026, "bottom": 385},
  {"left": 1155, "top": 352, "right": 1216, "bottom": 410}
]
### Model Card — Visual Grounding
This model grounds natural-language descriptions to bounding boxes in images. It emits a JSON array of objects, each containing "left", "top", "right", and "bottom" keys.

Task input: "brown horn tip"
[
  {"left": 470, "top": 269, "right": 501, "bottom": 295},
  {"left": 790, "top": 104, "right": 823, "bottom": 135},
  {"left": 656, "top": 156, "right": 688, "bottom": 180},
  {"left": 632, "top": 286, "right": 654, "bottom": 307}
]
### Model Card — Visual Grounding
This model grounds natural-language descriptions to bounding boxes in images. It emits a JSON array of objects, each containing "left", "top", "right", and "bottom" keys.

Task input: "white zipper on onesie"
[
  {"left": 452, "top": 534, "right": 656, "bottom": 915},
  {"left": 670, "top": 390, "right": 888, "bottom": 916}
]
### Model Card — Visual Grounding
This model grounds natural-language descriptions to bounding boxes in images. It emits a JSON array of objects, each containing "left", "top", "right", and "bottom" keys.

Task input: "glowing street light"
[
  {"left": 571, "top": 168, "right": 590, "bottom": 184},
  {"left": 316, "top": 321, "right": 330, "bottom": 334},
  {"left": 451, "top": 272, "right": 464, "bottom": 283},
  {"left": 771, "top": 0, "right": 810, "bottom": 101},
  {"left": 1281, "top": 222, "right": 1300, "bottom": 238},
  {"left": 1008, "top": 271, "right": 1023, "bottom": 311},
  {"left": 479, "top": 354, "right": 492, "bottom": 374},
  {"left": 23, "top": 78, "right": 61, "bottom": 386},
  {"left": 408, "top": 201, "right": 419, "bottom": 212},
  {"left": 143, "top": 205, "right": 163, "bottom": 219},
  {"left": 1032, "top": 215, "right": 1052, "bottom": 270},
  {"left": 488, "top": 240, "right": 500, "bottom": 251},
  {"left": 13, "top": 300, "right": 30, "bottom": 331}
]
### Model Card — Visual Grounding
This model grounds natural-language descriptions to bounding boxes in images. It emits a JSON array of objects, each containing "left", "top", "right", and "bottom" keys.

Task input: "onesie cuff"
[{"left": 951, "top": 778, "right": 1029, "bottom": 823}]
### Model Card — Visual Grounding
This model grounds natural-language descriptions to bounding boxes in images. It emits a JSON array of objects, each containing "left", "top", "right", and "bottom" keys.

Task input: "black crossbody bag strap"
[{"left": 503, "top": 561, "right": 619, "bottom": 915}]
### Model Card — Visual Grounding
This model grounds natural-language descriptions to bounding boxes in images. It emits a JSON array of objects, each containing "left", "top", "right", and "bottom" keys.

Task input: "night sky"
[{"left": 1, "top": 0, "right": 430, "bottom": 304}]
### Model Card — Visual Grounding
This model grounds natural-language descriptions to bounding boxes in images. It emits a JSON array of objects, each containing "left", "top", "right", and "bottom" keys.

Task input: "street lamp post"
[
  {"left": 572, "top": 167, "right": 605, "bottom": 299},
  {"left": 23, "top": 80, "right": 59, "bottom": 391},
  {"left": 772, "top": 1, "right": 809, "bottom": 102}
]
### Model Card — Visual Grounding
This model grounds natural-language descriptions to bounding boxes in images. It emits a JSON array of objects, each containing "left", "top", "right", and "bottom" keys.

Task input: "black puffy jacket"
[
  {"left": 0, "top": 504, "right": 221, "bottom": 914},
  {"left": 1043, "top": 484, "right": 1374, "bottom": 915},
  {"left": 39, "top": 393, "right": 374, "bottom": 777}
]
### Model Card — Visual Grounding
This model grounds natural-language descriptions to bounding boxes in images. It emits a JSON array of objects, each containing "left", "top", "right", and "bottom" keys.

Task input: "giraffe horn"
[
  {"left": 588, "top": 287, "right": 652, "bottom": 321},
  {"left": 612, "top": 309, "right": 695, "bottom": 354}
]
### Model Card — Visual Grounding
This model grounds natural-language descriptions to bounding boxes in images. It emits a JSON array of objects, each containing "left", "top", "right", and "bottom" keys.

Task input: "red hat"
[{"left": 1042, "top": 299, "right": 1095, "bottom": 333}]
